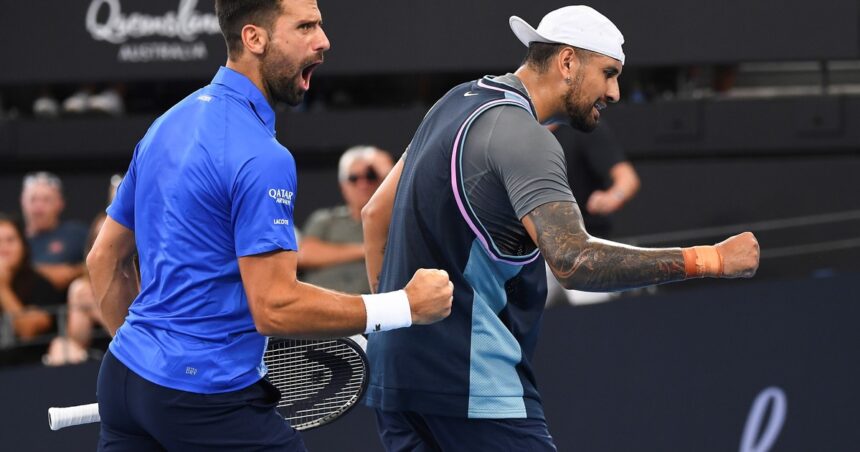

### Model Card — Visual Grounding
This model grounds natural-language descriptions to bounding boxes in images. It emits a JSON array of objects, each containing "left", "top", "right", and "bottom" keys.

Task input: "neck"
[
  {"left": 27, "top": 220, "right": 58, "bottom": 237},
  {"left": 512, "top": 66, "right": 561, "bottom": 124},
  {"left": 225, "top": 58, "right": 272, "bottom": 105}
]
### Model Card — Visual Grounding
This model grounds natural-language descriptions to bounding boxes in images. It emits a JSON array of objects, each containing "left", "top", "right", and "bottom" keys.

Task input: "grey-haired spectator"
[
  {"left": 20, "top": 172, "right": 88, "bottom": 292},
  {"left": 297, "top": 146, "right": 394, "bottom": 294}
]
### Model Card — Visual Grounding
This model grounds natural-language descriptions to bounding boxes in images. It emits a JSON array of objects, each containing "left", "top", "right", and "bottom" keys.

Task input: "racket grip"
[
  {"left": 48, "top": 403, "right": 100, "bottom": 430},
  {"left": 348, "top": 334, "right": 368, "bottom": 352}
]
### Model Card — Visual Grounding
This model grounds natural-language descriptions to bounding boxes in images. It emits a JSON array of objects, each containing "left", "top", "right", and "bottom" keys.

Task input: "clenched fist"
[
  {"left": 404, "top": 269, "right": 454, "bottom": 325},
  {"left": 716, "top": 232, "right": 760, "bottom": 278}
]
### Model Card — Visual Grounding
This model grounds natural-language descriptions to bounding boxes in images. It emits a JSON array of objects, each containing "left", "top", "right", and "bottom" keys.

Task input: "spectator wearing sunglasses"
[{"left": 298, "top": 146, "right": 394, "bottom": 294}]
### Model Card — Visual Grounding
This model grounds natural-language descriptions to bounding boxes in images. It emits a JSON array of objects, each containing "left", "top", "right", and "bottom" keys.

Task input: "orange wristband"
[{"left": 682, "top": 246, "right": 724, "bottom": 278}]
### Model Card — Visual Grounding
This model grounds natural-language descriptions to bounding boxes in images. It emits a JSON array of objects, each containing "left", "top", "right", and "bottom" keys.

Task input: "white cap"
[{"left": 510, "top": 5, "right": 625, "bottom": 65}]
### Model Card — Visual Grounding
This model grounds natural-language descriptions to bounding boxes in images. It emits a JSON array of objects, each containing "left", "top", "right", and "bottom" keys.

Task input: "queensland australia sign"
[{"left": 85, "top": 0, "right": 221, "bottom": 63}]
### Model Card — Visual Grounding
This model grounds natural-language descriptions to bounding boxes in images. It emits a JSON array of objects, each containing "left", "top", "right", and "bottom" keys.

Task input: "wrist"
[
  {"left": 609, "top": 188, "right": 626, "bottom": 202},
  {"left": 361, "top": 290, "right": 412, "bottom": 334},
  {"left": 682, "top": 246, "right": 724, "bottom": 278}
]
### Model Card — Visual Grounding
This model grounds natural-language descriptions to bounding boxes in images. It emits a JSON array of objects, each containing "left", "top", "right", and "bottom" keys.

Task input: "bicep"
[
  {"left": 91, "top": 216, "right": 137, "bottom": 259},
  {"left": 522, "top": 201, "right": 589, "bottom": 261},
  {"left": 238, "top": 250, "right": 298, "bottom": 304}
]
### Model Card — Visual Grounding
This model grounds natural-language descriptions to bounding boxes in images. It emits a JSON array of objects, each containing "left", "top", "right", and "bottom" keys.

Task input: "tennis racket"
[{"left": 48, "top": 335, "right": 369, "bottom": 431}]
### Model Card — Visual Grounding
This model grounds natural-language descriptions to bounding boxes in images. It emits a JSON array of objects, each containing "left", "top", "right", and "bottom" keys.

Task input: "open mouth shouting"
[
  {"left": 300, "top": 60, "right": 323, "bottom": 91},
  {"left": 592, "top": 100, "right": 607, "bottom": 119}
]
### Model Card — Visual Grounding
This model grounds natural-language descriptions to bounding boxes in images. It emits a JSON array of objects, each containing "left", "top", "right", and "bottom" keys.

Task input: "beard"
[
  {"left": 260, "top": 45, "right": 315, "bottom": 106},
  {"left": 563, "top": 70, "right": 598, "bottom": 133}
]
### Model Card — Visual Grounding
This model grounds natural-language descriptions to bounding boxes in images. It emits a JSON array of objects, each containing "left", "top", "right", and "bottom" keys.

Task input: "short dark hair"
[
  {"left": 523, "top": 42, "right": 594, "bottom": 73},
  {"left": 0, "top": 213, "right": 37, "bottom": 302},
  {"left": 215, "top": 0, "right": 283, "bottom": 58}
]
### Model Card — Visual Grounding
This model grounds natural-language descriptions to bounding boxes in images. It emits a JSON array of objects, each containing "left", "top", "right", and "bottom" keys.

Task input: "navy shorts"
[
  {"left": 96, "top": 350, "right": 306, "bottom": 451},
  {"left": 374, "top": 410, "right": 557, "bottom": 452}
]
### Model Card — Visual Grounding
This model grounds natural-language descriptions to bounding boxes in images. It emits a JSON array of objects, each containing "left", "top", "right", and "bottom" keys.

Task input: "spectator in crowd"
[
  {"left": 298, "top": 146, "right": 394, "bottom": 294},
  {"left": 20, "top": 172, "right": 88, "bottom": 293},
  {"left": 547, "top": 121, "right": 641, "bottom": 306},
  {"left": 0, "top": 214, "right": 65, "bottom": 365},
  {"left": 43, "top": 175, "right": 122, "bottom": 366},
  {"left": 550, "top": 120, "right": 639, "bottom": 238}
]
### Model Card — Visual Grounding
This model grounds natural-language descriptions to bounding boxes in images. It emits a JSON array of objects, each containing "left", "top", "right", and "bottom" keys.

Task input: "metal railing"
[
  {"left": 0, "top": 303, "right": 110, "bottom": 363},
  {"left": 618, "top": 209, "right": 860, "bottom": 260}
]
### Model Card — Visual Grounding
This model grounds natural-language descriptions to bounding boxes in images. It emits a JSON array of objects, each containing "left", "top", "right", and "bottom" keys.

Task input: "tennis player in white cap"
[{"left": 362, "top": 6, "right": 759, "bottom": 451}]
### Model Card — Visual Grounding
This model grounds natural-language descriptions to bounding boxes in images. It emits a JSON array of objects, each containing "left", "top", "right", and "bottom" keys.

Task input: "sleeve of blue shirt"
[
  {"left": 232, "top": 149, "right": 298, "bottom": 257},
  {"left": 106, "top": 144, "right": 139, "bottom": 231}
]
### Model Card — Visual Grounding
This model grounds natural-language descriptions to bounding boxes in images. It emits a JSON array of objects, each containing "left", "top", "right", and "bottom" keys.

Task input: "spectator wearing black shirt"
[{"left": 547, "top": 121, "right": 641, "bottom": 306}]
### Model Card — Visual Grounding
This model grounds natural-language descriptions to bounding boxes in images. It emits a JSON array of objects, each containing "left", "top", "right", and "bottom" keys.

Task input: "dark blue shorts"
[
  {"left": 374, "top": 410, "right": 557, "bottom": 452},
  {"left": 96, "top": 350, "right": 306, "bottom": 451}
]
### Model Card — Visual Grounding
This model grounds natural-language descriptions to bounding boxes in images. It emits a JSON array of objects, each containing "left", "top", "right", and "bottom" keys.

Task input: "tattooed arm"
[
  {"left": 522, "top": 201, "right": 759, "bottom": 292},
  {"left": 362, "top": 156, "right": 406, "bottom": 293}
]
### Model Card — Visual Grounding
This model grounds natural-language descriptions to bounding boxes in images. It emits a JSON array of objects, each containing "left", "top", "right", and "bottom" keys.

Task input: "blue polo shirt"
[{"left": 106, "top": 67, "right": 298, "bottom": 394}]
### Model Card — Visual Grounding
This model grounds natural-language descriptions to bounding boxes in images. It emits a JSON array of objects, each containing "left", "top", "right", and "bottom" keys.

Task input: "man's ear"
[
  {"left": 557, "top": 47, "right": 578, "bottom": 81},
  {"left": 241, "top": 24, "right": 269, "bottom": 56}
]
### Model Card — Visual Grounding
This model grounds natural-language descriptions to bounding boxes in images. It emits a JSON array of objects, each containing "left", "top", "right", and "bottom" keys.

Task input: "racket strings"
[{"left": 263, "top": 339, "right": 367, "bottom": 430}]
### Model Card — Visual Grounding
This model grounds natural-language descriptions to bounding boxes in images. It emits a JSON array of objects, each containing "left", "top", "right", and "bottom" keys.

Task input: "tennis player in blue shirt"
[{"left": 86, "top": 1, "right": 452, "bottom": 450}]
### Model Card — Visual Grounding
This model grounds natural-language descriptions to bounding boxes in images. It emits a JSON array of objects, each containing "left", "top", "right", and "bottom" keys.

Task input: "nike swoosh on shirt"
[{"left": 464, "top": 92, "right": 479, "bottom": 97}]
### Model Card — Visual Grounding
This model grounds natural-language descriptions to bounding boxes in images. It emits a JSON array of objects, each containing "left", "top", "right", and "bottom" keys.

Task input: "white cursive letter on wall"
[
  {"left": 86, "top": 0, "right": 219, "bottom": 44},
  {"left": 739, "top": 386, "right": 787, "bottom": 452}
]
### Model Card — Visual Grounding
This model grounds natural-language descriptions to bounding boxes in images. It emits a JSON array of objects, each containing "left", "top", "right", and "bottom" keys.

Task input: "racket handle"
[
  {"left": 348, "top": 334, "right": 368, "bottom": 352},
  {"left": 48, "top": 403, "right": 100, "bottom": 430}
]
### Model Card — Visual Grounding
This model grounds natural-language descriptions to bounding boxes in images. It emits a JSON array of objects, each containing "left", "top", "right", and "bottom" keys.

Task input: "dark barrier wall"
[
  {"left": 2, "top": 0, "right": 858, "bottom": 83},
  {"left": 3, "top": 96, "right": 860, "bottom": 163},
  {"left": 2, "top": 153, "right": 859, "bottom": 242},
  {"left": 2, "top": 274, "right": 859, "bottom": 451}
]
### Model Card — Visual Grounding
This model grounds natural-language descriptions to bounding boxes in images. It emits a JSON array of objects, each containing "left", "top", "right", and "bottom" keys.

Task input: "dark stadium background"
[{"left": 1, "top": 1, "right": 858, "bottom": 450}]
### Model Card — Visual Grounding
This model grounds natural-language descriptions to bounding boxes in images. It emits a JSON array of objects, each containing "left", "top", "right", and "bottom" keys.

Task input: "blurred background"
[{"left": 1, "top": 0, "right": 858, "bottom": 450}]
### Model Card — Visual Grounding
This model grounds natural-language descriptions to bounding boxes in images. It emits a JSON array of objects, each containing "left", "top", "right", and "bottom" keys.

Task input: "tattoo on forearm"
[
  {"left": 529, "top": 202, "right": 687, "bottom": 291},
  {"left": 371, "top": 244, "right": 385, "bottom": 293}
]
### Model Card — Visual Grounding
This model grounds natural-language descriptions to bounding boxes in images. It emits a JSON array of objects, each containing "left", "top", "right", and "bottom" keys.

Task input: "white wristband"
[{"left": 361, "top": 290, "right": 412, "bottom": 334}]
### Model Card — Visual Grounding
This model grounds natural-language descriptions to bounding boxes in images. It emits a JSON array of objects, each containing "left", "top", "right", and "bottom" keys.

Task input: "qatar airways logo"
[
  {"left": 269, "top": 189, "right": 294, "bottom": 206},
  {"left": 86, "top": 0, "right": 220, "bottom": 44}
]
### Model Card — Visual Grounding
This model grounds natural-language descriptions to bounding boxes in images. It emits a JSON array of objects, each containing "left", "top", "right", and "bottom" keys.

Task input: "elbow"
[
  {"left": 251, "top": 304, "right": 278, "bottom": 337},
  {"left": 361, "top": 201, "right": 379, "bottom": 226},
  {"left": 249, "top": 296, "right": 277, "bottom": 336},
  {"left": 556, "top": 274, "right": 584, "bottom": 291},
  {"left": 624, "top": 165, "right": 641, "bottom": 196},
  {"left": 248, "top": 293, "right": 300, "bottom": 337},
  {"left": 254, "top": 321, "right": 277, "bottom": 337},
  {"left": 86, "top": 247, "right": 105, "bottom": 274},
  {"left": 557, "top": 275, "right": 597, "bottom": 292},
  {"left": 629, "top": 174, "right": 641, "bottom": 196},
  {"left": 546, "top": 257, "right": 598, "bottom": 292}
]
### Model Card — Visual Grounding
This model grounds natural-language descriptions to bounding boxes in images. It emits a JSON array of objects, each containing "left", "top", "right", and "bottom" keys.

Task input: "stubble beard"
[
  {"left": 564, "top": 69, "right": 598, "bottom": 133},
  {"left": 260, "top": 44, "right": 306, "bottom": 106}
]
